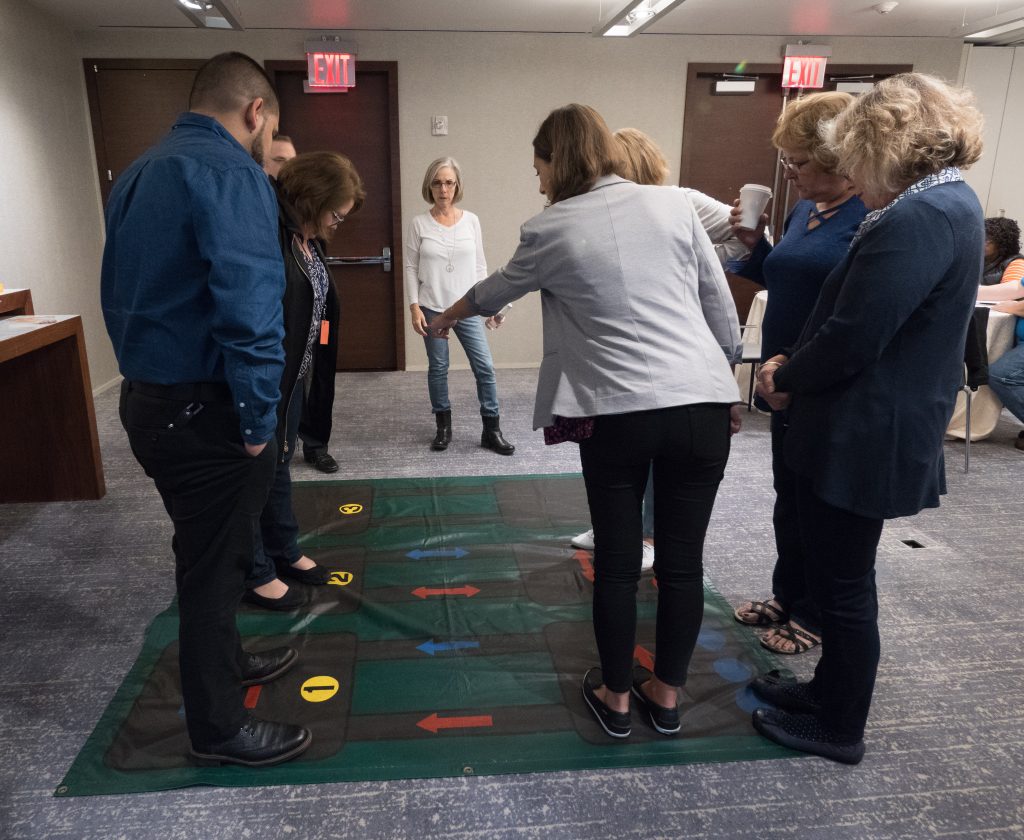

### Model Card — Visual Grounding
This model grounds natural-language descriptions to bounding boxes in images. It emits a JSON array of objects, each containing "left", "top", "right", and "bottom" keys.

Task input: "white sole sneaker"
[
  {"left": 571, "top": 528, "right": 595, "bottom": 550},
  {"left": 641, "top": 542, "right": 655, "bottom": 571}
]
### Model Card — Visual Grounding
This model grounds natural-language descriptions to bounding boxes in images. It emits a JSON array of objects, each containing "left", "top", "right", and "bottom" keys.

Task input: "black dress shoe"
[
  {"left": 241, "top": 584, "right": 308, "bottom": 612},
  {"left": 630, "top": 666, "right": 680, "bottom": 735},
  {"left": 750, "top": 669, "right": 822, "bottom": 714},
  {"left": 241, "top": 646, "right": 298, "bottom": 686},
  {"left": 752, "top": 708, "right": 865, "bottom": 765},
  {"left": 304, "top": 448, "right": 339, "bottom": 473},
  {"left": 190, "top": 717, "right": 312, "bottom": 767},
  {"left": 582, "top": 667, "right": 631, "bottom": 738},
  {"left": 276, "top": 559, "right": 331, "bottom": 586}
]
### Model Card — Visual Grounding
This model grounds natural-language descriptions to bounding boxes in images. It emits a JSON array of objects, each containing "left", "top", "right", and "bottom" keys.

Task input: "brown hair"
[
  {"left": 189, "top": 52, "right": 278, "bottom": 116},
  {"left": 827, "top": 73, "right": 983, "bottom": 198},
  {"left": 532, "top": 104, "right": 620, "bottom": 203},
  {"left": 277, "top": 151, "right": 366, "bottom": 240},
  {"left": 613, "top": 128, "right": 669, "bottom": 186},
  {"left": 772, "top": 91, "right": 853, "bottom": 174}
]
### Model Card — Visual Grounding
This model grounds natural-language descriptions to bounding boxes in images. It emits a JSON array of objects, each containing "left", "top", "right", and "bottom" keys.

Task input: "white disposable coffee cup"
[{"left": 738, "top": 184, "right": 773, "bottom": 229}]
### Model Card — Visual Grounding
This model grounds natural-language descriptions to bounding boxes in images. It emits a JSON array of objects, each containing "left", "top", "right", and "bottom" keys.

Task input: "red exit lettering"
[
  {"left": 782, "top": 55, "right": 826, "bottom": 89},
  {"left": 307, "top": 52, "right": 353, "bottom": 88}
]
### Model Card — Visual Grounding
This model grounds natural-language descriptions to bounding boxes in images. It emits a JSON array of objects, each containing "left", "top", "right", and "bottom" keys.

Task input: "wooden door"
[
  {"left": 679, "top": 63, "right": 910, "bottom": 321},
  {"left": 84, "top": 60, "right": 202, "bottom": 206},
  {"left": 266, "top": 61, "right": 404, "bottom": 372}
]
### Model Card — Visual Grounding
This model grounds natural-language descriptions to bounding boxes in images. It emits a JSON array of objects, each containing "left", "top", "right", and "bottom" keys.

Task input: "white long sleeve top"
[{"left": 404, "top": 209, "right": 487, "bottom": 311}]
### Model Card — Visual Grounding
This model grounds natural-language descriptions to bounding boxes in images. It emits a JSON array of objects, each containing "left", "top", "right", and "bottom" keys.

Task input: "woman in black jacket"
[{"left": 243, "top": 151, "right": 365, "bottom": 610}]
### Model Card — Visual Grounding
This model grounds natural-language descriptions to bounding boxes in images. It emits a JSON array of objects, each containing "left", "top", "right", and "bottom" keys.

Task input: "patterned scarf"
[{"left": 851, "top": 167, "right": 963, "bottom": 247}]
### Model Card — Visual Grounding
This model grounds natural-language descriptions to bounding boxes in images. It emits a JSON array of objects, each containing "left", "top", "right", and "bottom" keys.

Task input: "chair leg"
[
  {"left": 964, "top": 388, "right": 972, "bottom": 474},
  {"left": 747, "top": 362, "right": 756, "bottom": 411}
]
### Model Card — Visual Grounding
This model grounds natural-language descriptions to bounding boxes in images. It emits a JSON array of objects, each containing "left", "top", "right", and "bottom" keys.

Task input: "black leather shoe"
[
  {"left": 431, "top": 410, "right": 452, "bottom": 451},
  {"left": 752, "top": 708, "right": 865, "bottom": 765},
  {"left": 241, "top": 646, "right": 298, "bottom": 687},
  {"left": 241, "top": 584, "right": 308, "bottom": 612},
  {"left": 307, "top": 451, "right": 339, "bottom": 473},
  {"left": 481, "top": 415, "right": 515, "bottom": 455},
  {"left": 630, "top": 667, "right": 680, "bottom": 735},
  {"left": 582, "top": 667, "right": 630, "bottom": 738},
  {"left": 1016, "top": 431, "right": 1024, "bottom": 451},
  {"left": 276, "top": 559, "right": 331, "bottom": 586},
  {"left": 750, "top": 669, "right": 822, "bottom": 714},
  {"left": 190, "top": 717, "right": 312, "bottom": 767}
]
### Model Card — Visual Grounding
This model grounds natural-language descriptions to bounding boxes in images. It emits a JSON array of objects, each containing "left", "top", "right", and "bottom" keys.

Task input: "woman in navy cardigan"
[{"left": 753, "top": 74, "right": 985, "bottom": 764}]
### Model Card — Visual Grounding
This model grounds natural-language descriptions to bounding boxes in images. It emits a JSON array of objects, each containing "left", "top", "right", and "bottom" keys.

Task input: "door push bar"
[{"left": 324, "top": 247, "right": 391, "bottom": 272}]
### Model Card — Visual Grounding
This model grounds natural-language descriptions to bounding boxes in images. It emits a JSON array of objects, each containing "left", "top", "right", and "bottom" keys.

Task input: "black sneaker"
[
  {"left": 582, "top": 667, "right": 631, "bottom": 739},
  {"left": 750, "top": 669, "right": 822, "bottom": 714},
  {"left": 630, "top": 667, "right": 681, "bottom": 735},
  {"left": 752, "top": 708, "right": 865, "bottom": 765}
]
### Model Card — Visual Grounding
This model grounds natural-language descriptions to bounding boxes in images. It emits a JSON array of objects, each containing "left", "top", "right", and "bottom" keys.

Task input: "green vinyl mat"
[{"left": 57, "top": 474, "right": 793, "bottom": 797}]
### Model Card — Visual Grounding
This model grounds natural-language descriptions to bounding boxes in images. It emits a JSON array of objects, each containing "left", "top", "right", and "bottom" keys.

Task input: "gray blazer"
[{"left": 465, "top": 175, "right": 742, "bottom": 429}]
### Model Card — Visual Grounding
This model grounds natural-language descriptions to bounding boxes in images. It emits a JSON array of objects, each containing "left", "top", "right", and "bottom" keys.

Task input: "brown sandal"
[
  {"left": 760, "top": 622, "right": 821, "bottom": 655},
  {"left": 733, "top": 598, "right": 789, "bottom": 627}
]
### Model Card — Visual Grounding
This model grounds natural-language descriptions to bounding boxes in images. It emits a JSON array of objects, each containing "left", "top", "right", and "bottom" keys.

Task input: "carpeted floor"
[{"left": 1, "top": 368, "right": 1022, "bottom": 839}]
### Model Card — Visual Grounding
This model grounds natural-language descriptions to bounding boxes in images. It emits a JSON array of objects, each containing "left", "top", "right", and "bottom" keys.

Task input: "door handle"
[{"left": 324, "top": 247, "right": 392, "bottom": 272}]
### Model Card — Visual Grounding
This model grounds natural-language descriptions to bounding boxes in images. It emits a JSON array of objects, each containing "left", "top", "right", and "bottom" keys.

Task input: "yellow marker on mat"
[{"left": 300, "top": 676, "right": 340, "bottom": 702}]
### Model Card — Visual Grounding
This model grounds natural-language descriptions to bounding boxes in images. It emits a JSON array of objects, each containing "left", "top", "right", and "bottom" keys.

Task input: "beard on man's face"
[{"left": 249, "top": 115, "right": 269, "bottom": 166}]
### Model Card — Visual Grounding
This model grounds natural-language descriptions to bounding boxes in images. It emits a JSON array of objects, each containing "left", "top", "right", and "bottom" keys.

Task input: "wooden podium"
[{"left": 0, "top": 289, "right": 106, "bottom": 502}]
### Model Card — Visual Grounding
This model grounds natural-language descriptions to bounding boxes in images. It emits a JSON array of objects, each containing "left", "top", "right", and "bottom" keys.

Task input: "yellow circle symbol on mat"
[
  {"left": 300, "top": 676, "right": 339, "bottom": 703},
  {"left": 338, "top": 503, "right": 363, "bottom": 515},
  {"left": 328, "top": 571, "right": 353, "bottom": 586}
]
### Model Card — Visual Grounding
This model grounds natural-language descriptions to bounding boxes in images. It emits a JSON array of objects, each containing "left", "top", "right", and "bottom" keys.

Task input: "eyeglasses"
[
  {"left": 430, "top": 179, "right": 457, "bottom": 190},
  {"left": 330, "top": 210, "right": 346, "bottom": 226},
  {"left": 781, "top": 156, "right": 811, "bottom": 172}
]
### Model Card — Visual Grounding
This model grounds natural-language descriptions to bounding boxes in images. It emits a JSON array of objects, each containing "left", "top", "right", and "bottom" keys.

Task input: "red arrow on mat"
[
  {"left": 412, "top": 585, "right": 480, "bottom": 599},
  {"left": 417, "top": 713, "right": 494, "bottom": 733},
  {"left": 574, "top": 550, "right": 594, "bottom": 582},
  {"left": 634, "top": 644, "right": 655, "bottom": 672}
]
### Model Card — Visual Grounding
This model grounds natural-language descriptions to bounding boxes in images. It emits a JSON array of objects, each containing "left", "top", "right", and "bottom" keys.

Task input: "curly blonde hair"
[
  {"left": 613, "top": 128, "right": 669, "bottom": 186},
  {"left": 771, "top": 91, "right": 853, "bottom": 174},
  {"left": 825, "top": 73, "right": 983, "bottom": 199}
]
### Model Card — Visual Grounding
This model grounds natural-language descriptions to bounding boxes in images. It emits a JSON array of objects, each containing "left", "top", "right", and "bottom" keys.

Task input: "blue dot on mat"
[
  {"left": 714, "top": 657, "right": 753, "bottom": 683},
  {"left": 697, "top": 628, "right": 725, "bottom": 651},
  {"left": 735, "top": 685, "right": 762, "bottom": 713}
]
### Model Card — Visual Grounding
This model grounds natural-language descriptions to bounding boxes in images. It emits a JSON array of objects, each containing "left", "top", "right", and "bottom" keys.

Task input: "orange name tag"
[{"left": 319, "top": 320, "right": 330, "bottom": 345}]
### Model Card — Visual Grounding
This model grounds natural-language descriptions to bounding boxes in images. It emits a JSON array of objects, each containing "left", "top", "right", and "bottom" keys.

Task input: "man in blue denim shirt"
[{"left": 102, "top": 52, "right": 311, "bottom": 767}]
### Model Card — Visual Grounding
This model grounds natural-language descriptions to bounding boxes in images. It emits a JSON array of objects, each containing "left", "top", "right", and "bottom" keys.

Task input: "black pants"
[
  {"left": 769, "top": 411, "right": 821, "bottom": 634},
  {"left": 579, "top": 404, "right": 731, "bottom": 693},
  {"left": 120, "top": 381, "right": 277, "bottom": 747},
  {"left": 795, "top": 476, "right": 884, "bottom": 741}
]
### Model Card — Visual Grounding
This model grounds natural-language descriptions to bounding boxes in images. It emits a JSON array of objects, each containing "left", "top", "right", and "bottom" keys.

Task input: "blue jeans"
[
  {"left": 421, "top": 307, "right": 499, "bottom": 416},
  {"left": 989, "top": 340, "right": 1024, "bottom": 425},
  {"left": 247, "top": 380, "right": 304, "bottom": 587}
]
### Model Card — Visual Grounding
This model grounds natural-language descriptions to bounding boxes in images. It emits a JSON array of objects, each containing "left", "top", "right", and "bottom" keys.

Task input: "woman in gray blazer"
[{"left": 430, "top": 104, "right": 742, "bottom": 739}]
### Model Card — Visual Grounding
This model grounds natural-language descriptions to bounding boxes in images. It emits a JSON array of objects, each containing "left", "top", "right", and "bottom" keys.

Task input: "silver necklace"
[{"left": 431, "top": 209, "right": 458, "bottom": 272}]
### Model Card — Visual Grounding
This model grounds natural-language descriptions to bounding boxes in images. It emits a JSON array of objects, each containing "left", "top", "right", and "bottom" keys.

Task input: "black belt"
[{"left": 127, "top": 380, "right": 233, "bottom": 403}]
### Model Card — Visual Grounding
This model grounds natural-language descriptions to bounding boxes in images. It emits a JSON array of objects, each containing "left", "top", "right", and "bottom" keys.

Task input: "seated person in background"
[
  {"left": 981, "top": 217, "right": 1024, "bottom": 286},
  {"left": 978, "top": 250, "right": 1024, "bottom": 451}
]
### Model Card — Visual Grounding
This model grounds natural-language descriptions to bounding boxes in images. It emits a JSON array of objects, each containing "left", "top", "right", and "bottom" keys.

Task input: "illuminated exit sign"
[
  {"left": 782, "top": 55, "right": 828, "bottom": 88},
  {"left": 304, "top": 37, "right": 357, "bottom": 93}
]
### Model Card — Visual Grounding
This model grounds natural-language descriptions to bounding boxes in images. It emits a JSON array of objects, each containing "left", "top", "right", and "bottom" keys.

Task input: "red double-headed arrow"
[
  {"left": 412, "top": 585, "right": 480, "bottom": 599},
  {"left": 574, "top": 550, "right": 594, "bottom": 582},
  {"left": 417, "top": 713, "right": 494, "bottom": 733}
]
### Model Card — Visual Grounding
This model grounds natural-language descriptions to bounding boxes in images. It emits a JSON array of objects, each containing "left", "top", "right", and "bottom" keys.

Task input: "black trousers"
[
  {"left": 769, "top": 411, "right": 821, "bottom": 633},
  {"left": 120, "top": 381, "right": 277, "bottom": 747},
  {"left": 795, "top": 476, "right": 884, "bottom": 741},
  {"left": 579, "top": 404, "right": 731, "bottom": 693}
]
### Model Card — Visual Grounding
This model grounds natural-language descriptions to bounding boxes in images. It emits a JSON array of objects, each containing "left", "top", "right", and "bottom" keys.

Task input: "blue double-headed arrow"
[
  {"left": 416, "top": 639, "right": 481, "bottom": 656},
  {"left": 406, "top": 548, "right": 469, "bottom": 560}
]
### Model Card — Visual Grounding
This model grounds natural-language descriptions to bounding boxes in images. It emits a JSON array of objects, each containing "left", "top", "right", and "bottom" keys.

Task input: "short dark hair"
[
  {"left": 273, "top": 134, "right": 294, "bottom": 146},
  {"left": 532, "top": 104, "right": 619, "bottom": 204},
  {"left": 985, "top": 217, "right": 1021, "bottom": 262},
  {"left": 277, "top": 151, "right": 366, "bottom": 240},
  {"left": 189, "top": 52, "right": 279, "bottom": 116}
]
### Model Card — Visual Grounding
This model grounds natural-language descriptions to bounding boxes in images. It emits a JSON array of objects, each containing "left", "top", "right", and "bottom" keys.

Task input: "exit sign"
[
  {"left": 782, "top": 55, "right": 828, "bottom": 89},
  {"left": 303, "top": 38, "right": 358, "bottom": 93}
]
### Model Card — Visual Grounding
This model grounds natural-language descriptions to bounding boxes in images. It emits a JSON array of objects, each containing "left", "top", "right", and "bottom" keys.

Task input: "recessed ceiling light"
[{"left": 179, "top": 0, "right": 214, "bottom": 10}]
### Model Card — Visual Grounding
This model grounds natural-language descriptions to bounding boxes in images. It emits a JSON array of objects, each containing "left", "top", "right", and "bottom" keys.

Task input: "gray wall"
[{"left": 2, "top": 7, "right": 969, "bottom": 384}]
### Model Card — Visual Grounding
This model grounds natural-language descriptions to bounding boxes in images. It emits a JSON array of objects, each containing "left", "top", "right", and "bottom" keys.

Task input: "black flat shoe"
[
  {"left": 306, "top": 451, "right": 339, "bottom": 473},
  {"left": 190, "top": 717, "right": 312, "bottom": 767},
  {"left": 241, "top": 646, "right": 298, "bottom": 686},
  {"left": 752, "top": 708, "right": 865, "bottom": 765},
  {"left": 750, "top": 669, "right": 822, "bottom": 714},
  {"left": 582, "top": 667, "right": 631, "bottom": 739},
  {"left": 630, "top": 667, "right": 680, "bottom": 735},
  {"left": 276, "top": 559, "right": 331, "bottom": 586},
  {"left": 241, "top": 584, "right": 308, "bottom": 612}
]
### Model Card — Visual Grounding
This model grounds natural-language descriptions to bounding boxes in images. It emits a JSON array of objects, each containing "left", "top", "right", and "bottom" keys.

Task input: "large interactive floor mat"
[{"left": 57, "top": 474, "right": 793, "bottom": 796}]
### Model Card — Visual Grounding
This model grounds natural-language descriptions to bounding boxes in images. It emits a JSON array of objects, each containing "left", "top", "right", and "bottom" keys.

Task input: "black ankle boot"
[
  {"left": 481, "top": 415, "right": 514, "bottom": 455},
  {"left": 431, "top": 410, "right": 452, "bottom": 451}
]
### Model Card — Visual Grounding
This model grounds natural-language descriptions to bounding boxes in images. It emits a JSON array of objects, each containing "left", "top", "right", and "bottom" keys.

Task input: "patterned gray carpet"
[{"left": 1, "top": 368, "right": 1022, "bottom": 839}]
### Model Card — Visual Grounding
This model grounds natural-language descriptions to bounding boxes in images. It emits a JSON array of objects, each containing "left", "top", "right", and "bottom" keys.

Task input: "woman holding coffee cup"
[{"left": 727, "top": 92, "right": 867, "bottom": 656}]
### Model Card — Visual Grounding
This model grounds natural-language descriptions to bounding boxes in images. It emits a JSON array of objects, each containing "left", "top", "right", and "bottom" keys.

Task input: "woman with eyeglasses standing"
[
  {"left": 727, "top": 92, "right": 867, "bottom": 656},
  {"left": 405, "top": 157, "right": 515, "bottom": 455},
  {"left": 242, "top": 151, "right": 366, "bottom": 610}
]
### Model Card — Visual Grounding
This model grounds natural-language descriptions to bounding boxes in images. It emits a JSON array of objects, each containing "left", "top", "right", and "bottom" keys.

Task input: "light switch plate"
[{"left": 432, "top": 115, "right": 449, "bottom": 136}]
